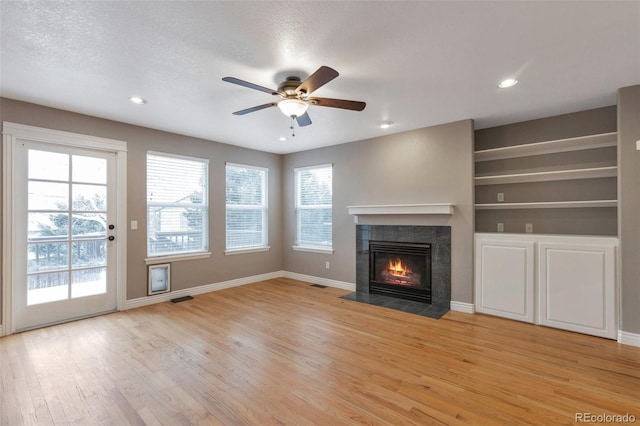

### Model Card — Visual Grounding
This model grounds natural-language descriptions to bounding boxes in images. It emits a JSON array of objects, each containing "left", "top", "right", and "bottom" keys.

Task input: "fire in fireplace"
[
  {"left": 382, "top": 258, "right": 420, "bottom": 286},
  {"left": 369, "top": 241, "right": 431, "bottom": 303}
]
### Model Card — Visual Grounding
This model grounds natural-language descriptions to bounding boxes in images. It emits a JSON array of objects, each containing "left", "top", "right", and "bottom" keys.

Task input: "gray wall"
[
  {"left": 1, "top": 96, "right": 636, "bottom": 336},
  {"left": 475, "top": 106, "right": 618, "bottom": 235},
  {"left": 0, "top": 98, "right": 284, "bottom": 316},
  {"left": 617, "top": 85, "right": 640, "bottom": 335},
  {"left": 282, "top": 120, "right": 475, "bottom": 304}
]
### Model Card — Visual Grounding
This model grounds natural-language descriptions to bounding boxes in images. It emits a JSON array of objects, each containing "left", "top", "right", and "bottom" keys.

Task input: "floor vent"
[
  {"left": 310, "top": 284, "right": 327, "bottom": 288},
  {"left": 171, "top": 295, "right": 194, "bottom": 303}
]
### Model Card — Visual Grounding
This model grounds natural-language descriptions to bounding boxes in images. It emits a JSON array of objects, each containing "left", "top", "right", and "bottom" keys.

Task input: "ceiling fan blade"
[
  {"left": 222, "top": 77, "right": 279, "bottom": 95},
  {"left": 296, "top": 66, "right": 339, "bottom": 95},
  {"left": 310, "top": 97, "right": 366, "bottom": 111},
  {"left": 296, "top": 112, "right": 312, "bottom": 127},
  {"left": 232, "top": 102, "right": 277, "bottom": 115}
]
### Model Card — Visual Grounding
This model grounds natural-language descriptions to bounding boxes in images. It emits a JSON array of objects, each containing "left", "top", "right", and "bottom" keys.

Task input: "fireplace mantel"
[{"left": 347, "top": 203, "right": 455, "bottom": 216}]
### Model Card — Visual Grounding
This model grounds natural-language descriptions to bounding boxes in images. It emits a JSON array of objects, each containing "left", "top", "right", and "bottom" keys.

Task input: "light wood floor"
[{"left": 1, "top": 278, "right": 639, "bottom": 425}]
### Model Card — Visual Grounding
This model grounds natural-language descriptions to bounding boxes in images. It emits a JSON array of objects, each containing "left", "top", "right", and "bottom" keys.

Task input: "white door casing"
[{"left": 2, "top": 122, "right": 127, "bottom": 335}]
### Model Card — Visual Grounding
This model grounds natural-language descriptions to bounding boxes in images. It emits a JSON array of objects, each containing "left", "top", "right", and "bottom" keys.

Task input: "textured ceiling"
[{"left": 1, "top": 1, "right": 639, "bottom": 154}]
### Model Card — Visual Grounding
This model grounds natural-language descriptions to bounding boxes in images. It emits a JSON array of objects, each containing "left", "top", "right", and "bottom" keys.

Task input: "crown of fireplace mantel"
[{"left": 347, "top": 203, "right": 455, "bottom": 216}]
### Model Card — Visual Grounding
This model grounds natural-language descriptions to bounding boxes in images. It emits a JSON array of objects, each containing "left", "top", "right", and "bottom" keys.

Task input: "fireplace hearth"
[{"left": 369, "top": 241, "right": 431, "bottom": 303}]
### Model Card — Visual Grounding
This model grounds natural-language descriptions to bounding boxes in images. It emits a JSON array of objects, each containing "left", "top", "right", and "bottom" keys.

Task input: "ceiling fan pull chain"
[{"left": 290, "top": 116, "right": 296, "bottom": 137}]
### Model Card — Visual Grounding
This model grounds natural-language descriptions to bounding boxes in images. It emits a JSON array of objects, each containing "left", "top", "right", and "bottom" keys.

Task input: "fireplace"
[
  {"left": 354, "top": 225, "right": 451, "bottom": 317},
  {"left": 369, "top": 241, "right": 431, "bottom": 303}
]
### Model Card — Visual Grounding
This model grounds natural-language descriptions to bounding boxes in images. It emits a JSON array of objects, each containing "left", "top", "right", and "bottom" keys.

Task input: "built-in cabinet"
[
  {"left": 473, "top": 111, "right": 621, "bottom": 339},
  {"left": 475, "top": 234, "right": 618, "bottom": 339},
  {"left": 475, "top": 233, "right": 617, "bottom": 339}
]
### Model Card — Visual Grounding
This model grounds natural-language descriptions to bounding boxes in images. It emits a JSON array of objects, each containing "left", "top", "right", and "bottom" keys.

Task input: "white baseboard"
[
  {"left": 281, "top": 271, "right": 356, "bottom": 291},
  {"left": 450, "top": 301, "right": 475, "bottom": 314},
  {"left": 617, "top": 330, "right": 640, "bottom": 347},
  {"left": 125, "top": 271, "right": 284, "bottom": 310}
]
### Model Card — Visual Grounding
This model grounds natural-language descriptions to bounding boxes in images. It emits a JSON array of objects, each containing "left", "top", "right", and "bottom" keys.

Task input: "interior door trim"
[{"left": 2, "top": 122, "right": 128, "bottom": 336}]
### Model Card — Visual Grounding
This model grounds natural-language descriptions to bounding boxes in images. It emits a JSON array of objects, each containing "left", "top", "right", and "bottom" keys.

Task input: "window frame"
[
  {"left": 145, "top": 151, "right": 210, "bottom": 263},
  {"left": 224, "top": 162, "right": 269, "bottom": 254},
  {"left": 293, "top": 163, "right": 334, "bottom": 254}
]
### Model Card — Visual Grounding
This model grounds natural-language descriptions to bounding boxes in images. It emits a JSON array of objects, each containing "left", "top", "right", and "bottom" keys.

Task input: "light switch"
[
  {"left": 131, "top": 220, "right": 138, "bottom": 230},
  {"left": 636, "top": 140, "right": 640, "bottom": 151}
]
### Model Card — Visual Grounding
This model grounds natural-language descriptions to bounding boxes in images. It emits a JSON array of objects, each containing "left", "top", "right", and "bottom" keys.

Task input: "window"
[
  {"left": 294, "top": 164, "right": 333, "bottom": 251},
  {"left": 147, "top": 152, "right": 208, "bottom": 257},
  {"left": 225, "top": 163, "right": 268, "bottom": 252}
]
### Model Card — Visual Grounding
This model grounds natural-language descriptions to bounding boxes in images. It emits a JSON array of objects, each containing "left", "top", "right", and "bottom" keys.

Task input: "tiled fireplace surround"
[{"left": 343, "top": 224, "right": 451, "bottom": 319}]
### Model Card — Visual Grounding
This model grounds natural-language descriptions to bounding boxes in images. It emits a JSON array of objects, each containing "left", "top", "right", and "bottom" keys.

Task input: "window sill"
[
  {"left": 224, "top": 246, "right": 270, "bottom": 256},
  {"left": 292, "top": 245, "right": 334, "bottom": 254},
  {"left": 145, "top": 252, "right": 211, "bottom": 265}
]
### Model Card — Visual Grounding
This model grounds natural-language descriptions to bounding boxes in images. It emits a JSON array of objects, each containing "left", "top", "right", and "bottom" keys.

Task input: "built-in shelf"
[
  {"left": 475, "top": 200, "right": 618, "bottom": 210},
  {"left": 475, "top": 166, "right": 617, "bottom": 186},
  {"left": 347, "top": 203, "right": 455, "bottom": 216},
  {"left": 474, "top": 132, "right": 617, "bottom": 162}
]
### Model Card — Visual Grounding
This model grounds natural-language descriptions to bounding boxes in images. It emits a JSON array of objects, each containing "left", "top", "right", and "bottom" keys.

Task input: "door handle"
[
  {"left": 108, "top": 236, "right": 115, "bottom": 241},
  {"left": 108, "top": 224, "right": 115, "bottom": 230}
]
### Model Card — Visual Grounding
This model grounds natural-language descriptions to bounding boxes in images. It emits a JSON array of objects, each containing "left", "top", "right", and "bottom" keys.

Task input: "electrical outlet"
[
  {"left": 525, "top": 223, "right": 533, "bottom": 233},
  {"left": 497, "top": 223, "right": 504, "bottom": 232},
  {"left": 131, "top": 220, "right": 138, "bottom": 230},
  {"left": 325, "top": 261, "right": 330, "bottom": 269},
  {"left": 497, "top": 192, "right": 504, "bottom": 202}
]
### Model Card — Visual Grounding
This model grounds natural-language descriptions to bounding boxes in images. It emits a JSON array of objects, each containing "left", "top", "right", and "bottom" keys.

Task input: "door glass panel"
[
  {"left": 71, "top": 213, "right": 106, "bottom": 239},
  {"left": 72, "top": 184, "right": 107, "bottom": 210},
  {"left": 27, "top": 242, "right": 68, "bottom": 273},
  {"left": 73, "top": 155, "right": 107, "bottom": 184},
  {"left": 28, "top": 212, "right": 69, "bottom": 241},
  {"left": 28, "top": 181, "right": 68, "bottom": 210},
  {"left": 72, "top": 241, "right": 106, "bottom": 268},
  {"left": 27, "top": 272, "right": 69, "bottom": 306},
  {"left": 28, "top": 150, "right": 69, "bottom": 181},
  {"left": 71, "top": 267, "right": 106, "bottom": 298}
]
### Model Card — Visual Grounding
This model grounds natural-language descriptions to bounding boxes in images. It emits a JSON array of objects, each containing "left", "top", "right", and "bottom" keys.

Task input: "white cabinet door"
[
  {"left": 475, "top": 238, "right": 535, "bottom": 323},
  {"left": 538, "top": 241, "right": 616, "bottom": 339}
]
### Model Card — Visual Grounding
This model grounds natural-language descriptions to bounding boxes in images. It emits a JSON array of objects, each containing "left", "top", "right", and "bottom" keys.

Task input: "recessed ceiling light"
[
  {"left": 129, "top": 96, "right": 147, "bottom": 105},
  {"left": 279, "top": 136, "right": 287, "bottom": 142},
  {"left": 380, "top": 121, "right": 394, "bottom": 129},
  {"left": 498, "top": 78, "right": 518, "bottom": 89}
]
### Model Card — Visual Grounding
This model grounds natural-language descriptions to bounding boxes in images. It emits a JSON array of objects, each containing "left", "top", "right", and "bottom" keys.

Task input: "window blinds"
[
  {"left": 295, "top": 164, "right": 332, "bottom": 249},
  {"left": 226, "top": 163, "right": 268, "bottom": 250},
  {"left": 147, "top": 153, "right": 208, "bottom": 257}
]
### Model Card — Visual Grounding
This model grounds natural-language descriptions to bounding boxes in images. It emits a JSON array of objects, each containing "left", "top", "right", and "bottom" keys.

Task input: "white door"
[{"left": 11, "top": 140, "right": 118, "bottom": 331}]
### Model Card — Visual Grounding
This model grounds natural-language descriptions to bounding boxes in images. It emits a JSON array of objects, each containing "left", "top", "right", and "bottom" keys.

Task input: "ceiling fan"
[{"left": 222, "top": 66, "right": 366, "bottom": 136}]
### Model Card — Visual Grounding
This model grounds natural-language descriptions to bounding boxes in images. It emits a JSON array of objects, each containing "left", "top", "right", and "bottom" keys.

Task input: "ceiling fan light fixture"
[
  {"left": 498, "top": 78, "right": 518, "bottom": 89},
  {"left": 277, "top": 98, "right": 309, "bottom": 117},
  {"left": 128, "top": 96, "right": 147, "bottom": 105}
]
